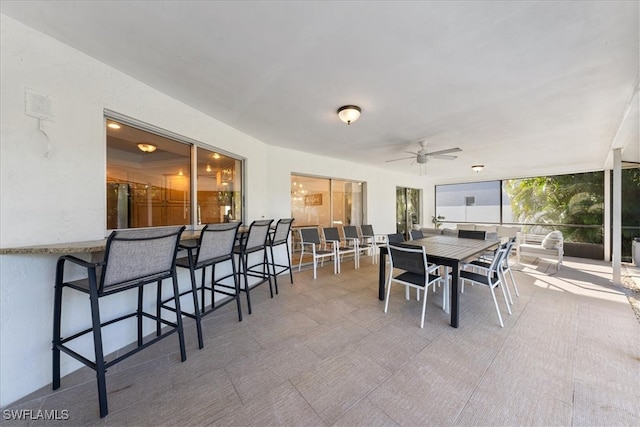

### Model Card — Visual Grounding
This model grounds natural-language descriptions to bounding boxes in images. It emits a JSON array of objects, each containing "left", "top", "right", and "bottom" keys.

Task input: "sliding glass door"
[{"left": 396, "top": 187, "right": 421, "bottom": 239}]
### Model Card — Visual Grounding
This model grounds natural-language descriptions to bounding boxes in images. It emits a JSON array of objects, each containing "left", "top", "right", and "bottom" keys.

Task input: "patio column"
[{"left": 612, "top": 147, "right": 621, "bottom": 285}]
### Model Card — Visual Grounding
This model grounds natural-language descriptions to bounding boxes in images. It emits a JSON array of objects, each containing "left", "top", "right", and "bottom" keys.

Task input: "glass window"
[
  {"left": 196, "top": 147, "right": 243, "bottom": 225},
  {"left": 290, "top": 175, "right": 331, "bottom": 227},
  {"left": 106, "top": 118, "right": 243, "bottom": 229},
  {"left": 504, "top": 172, "right": 604, "bottom": 242},
  {"left": 435, "top": 181, "right": 501, "bottom": 224},
  {"left": 332, "top": 180, "right": 364, "bottom": 227},
  {"left": 290, "top": 174, "right": 363, "bottom": 228}
]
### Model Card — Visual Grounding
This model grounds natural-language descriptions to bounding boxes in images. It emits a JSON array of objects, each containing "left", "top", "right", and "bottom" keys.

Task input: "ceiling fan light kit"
[
  {"left": 385, "top": 141, "right": 462, "bottom": 171},
  {"left": 337, "top": 105, "right": 361, "bottom": 125}
]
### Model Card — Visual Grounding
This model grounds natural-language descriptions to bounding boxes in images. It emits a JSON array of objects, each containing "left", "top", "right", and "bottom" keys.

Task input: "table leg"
[
  {"left": 378, "top": 251, "right": 386, "bottom": 300},
  {"left": 450, "top": 261, "right": 459, "bottom": 328}
]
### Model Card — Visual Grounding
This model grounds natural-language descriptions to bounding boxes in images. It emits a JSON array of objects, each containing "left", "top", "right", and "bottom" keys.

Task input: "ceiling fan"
[{"left": 385, "top": 141, "right": 461, "bottom": 164}]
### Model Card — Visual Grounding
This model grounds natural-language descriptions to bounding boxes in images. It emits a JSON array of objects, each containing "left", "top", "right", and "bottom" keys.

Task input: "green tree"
[{"left": 504, "top": 172, "right": 604, "bottom": 243}]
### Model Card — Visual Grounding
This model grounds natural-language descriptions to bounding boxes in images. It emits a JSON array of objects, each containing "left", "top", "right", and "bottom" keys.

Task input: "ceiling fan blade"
[
  {"left": 426, "top": 147, "right": 462, "bottom": 156},
  {"left": 430, "top": 154, "right": 458, "bottom": 160},
  {"left": 404, "top": 150, "right": 419, "bottom": 155},
  {"left": 385, "top": 156, "right": 415, "bottom": 163}
]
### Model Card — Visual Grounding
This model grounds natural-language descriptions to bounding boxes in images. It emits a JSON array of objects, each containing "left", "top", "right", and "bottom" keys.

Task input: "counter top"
[{"left": 0, "top": 230, "right": 208, "bottom": 255}]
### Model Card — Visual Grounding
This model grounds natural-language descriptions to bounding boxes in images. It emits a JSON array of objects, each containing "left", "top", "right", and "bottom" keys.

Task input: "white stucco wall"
[{"left": 0, "top": 15, "right": 432, "bottom": 407}]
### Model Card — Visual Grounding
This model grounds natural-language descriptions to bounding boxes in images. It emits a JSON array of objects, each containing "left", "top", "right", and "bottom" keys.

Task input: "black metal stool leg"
[
  {"left": 242, "top": 252, "right": 252, "bottom": 314},
  {"left": 52, "top": 263, "right": 64, "bottom": 390},
  {"left": 88, "top": 285, "right": 108, "bottom": 418},
  {"left": 231, "top": 257, "right": 242, "bottom": 321},
  {"left": 172, "top": 275, "right": 187, "bottom": 362},
  {"left": 190, "top": 260, "right": 204, "bottom": 350}
]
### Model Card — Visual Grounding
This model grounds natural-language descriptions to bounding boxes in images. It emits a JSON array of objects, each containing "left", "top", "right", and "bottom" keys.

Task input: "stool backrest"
[
  {"left": 101, "top": 226, "right": 185, "bottom": 292},
  {"left": 271, "top": 218, "right": 294, "bottom": 245},
  {"left": 244, "top": 219, "right": 274, "bottom": 252},
  {"left": 198, "top": 222, "right": 240, "bottom": 262}
]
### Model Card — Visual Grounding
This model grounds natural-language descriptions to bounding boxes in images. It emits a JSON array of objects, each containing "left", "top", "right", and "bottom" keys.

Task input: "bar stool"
[
  {"left": 266, "top": 218, "right": 295, "bottom": 292},
  {"left": 234, "top": 219, "right": 274, "bottom": 314},
  {"left": 52, "top": 226, "right": 186, "bottom": 418},
  {"left": 167, "top": 222, "right": 241, "bottom": 349}
]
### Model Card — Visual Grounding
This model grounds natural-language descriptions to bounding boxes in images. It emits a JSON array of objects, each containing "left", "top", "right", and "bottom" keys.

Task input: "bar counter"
[{"left": 0, "top": 230, "right": 204, "bottom": 255}]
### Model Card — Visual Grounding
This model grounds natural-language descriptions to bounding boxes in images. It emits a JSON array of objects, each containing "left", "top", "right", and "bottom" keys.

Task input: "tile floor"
[{"left": 2, "top": 255, "right": 639, "bottom": 426}]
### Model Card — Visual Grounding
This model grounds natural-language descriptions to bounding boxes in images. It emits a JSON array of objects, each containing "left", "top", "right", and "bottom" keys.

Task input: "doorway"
[{"left": 396, "top": 187, "right": 421, "bottom": 239}]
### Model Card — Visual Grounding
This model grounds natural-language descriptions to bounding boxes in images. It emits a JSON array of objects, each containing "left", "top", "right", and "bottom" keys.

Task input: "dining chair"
[
  {"left": 459, "top": 244, "right": 511, "bottom": 327},
  {"left": 233, "top": 219, "right": 274, "bottom": 314},
  {"left": 298, "top": 227, "right": 336, "bottom": 279},
  {"left": 360, "top": 224, "right": 387, "bottom": 264},
  {"left": 458, "top": 229, "right": 487, "bottom": 240},
  {"left": 266, "top": 218, "right": 295, "bottom": 291},
  {"left": 170, "top": 222, "right": 241, "bottom": 349},
  {"left": 53, "top": 226, "right": 186, "bottom": 418},
  {"left": 323, "top": 227, "right": 358, "bottom": 273},
  {"left": 469, "top": 237, "right": 519, "bottom": 304},
  {"left": 409, "top": 229, "right": 424, "bottom": 240},
  {"left": 384, "top": 242, "right": 445, "bottom": 328},
  {"left": 387, "top": 233, "right": 406, "bottom": 243},
  {"left": 343, "top": 225, "right": 370, "bottom": 268}
]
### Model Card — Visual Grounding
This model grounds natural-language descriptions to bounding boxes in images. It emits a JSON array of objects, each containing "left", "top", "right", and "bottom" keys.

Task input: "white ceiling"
[{"left": 2, "top": 1, "right": 638, "bottom": 182}]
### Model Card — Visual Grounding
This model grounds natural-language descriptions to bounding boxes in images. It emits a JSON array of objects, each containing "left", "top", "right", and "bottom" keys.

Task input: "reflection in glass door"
[{"left": 396, "top": 187, "right": 421, "bottom": 239}]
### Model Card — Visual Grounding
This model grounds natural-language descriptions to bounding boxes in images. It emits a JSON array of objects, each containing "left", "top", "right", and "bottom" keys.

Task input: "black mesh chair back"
[
  {"left": 387, "top": 233, "right": 406, "bottom": 243},
  {"left": 322, "top": 227, "right": 341, "bottom": 242},
  {"left": 361, "top": 224, "right": 374, "bottom": 237},
  {"left": 343, "top": 225, "right": 360, "bottom": 241},
  {"left": 235, "top": 219, "right": 274, "bottom": 314},
  {"left": 53, "top": 225, "right": 186, "bottom": 418},
  {"left": 300, "top": 227, "right": 322, "bottom": 245},
  {"left": 267, "top": 218, "right": 295, "bottom": 290},
  {"left": 458, "top": 229, "right": 486, "bottom": 240},
  {"left": 409, "top": 230, "right": 424, "bottom": 240},
  {"left": 172, "top": 222, "right": 241, "bottom": 349}
]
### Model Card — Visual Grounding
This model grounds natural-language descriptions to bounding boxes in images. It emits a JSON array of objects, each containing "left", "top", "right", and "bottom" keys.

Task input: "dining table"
[{"left": 378, "top": 234, "right": 499, "bottom": 328}]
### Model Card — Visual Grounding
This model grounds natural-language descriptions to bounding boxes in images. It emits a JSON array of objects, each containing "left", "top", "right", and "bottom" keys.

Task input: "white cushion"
[
  {"left": 457, "top": 224, "right": 476, "bottom": 231},
  {"left": 476, "top": 225, "right": 498, "bottom": 233},
  {"left": 541, "top": 231, "right": 563, "bottom": 249},
  {"left": 497, "top": 225, "right": 520, "bottom": 238}
]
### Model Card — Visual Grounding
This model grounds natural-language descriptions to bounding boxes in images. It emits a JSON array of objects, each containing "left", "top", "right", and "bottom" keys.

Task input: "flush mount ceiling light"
[
  {"left": 107, "top": 122, "right": 121, "bottom": 129},
  {"left": 337, "top": 105, "right": 361, "bottom": 125},
  {"left": 471, "top": 164, "right": 485, "bottom": 172},
  {"left": 137, "top": 143, "right": 157, "bottom": 153}
]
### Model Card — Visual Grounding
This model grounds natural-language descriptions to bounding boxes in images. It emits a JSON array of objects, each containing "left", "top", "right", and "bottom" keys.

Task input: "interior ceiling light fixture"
[
  {"left": 107, "top": 122, "right": 121, "bottom": 129},
  {"left": 137, "top": 143, "right": 157, "bottom": 153},
  {"left": 472, "top": 164, "right": 485, "bottom": 172},
  {"left": 337, "top": 105, "right": 361, "bottom": 125}
]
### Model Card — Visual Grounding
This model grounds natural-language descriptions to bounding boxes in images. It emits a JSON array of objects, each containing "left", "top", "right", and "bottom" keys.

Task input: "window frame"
[{"left": 105, "top": 110, "right": 246, "bottom": 231}]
